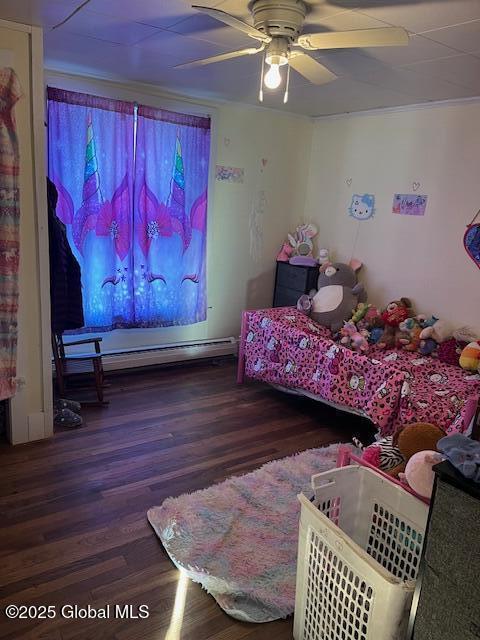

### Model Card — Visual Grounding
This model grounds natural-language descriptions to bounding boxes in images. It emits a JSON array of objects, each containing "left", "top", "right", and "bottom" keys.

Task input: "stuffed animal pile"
[
  {"left": 293, "top": 253, "right": 478, "bottom": 364},
  {"left": 357, "top": 422, "right": 445, "bottom": 498},
  {"left": 330, "top": 297, "right": 456, "bottom": 356},
  {"left": 335, "top": 297, "right": 474, "bottom": 362}
]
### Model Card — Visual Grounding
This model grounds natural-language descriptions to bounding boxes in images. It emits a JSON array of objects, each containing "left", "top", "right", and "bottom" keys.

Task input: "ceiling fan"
[{"left": 175, "top": 0, "right": 409, "bottom": 103}]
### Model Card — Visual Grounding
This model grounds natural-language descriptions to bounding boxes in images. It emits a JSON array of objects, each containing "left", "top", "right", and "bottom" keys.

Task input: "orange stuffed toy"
[{"left": 388, "top": 422, "right": 445, "bottom": 477}]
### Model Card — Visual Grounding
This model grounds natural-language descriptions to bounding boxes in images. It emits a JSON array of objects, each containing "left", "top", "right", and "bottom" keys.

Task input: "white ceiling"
[{"left": 1, "top": 0, "right": 480, "bottom": 116}]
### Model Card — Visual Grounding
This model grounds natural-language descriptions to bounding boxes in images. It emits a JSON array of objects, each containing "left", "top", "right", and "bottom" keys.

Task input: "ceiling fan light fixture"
[
  {"left": 187, "top": 3, "right": 409, "bottom": 103},
  {"left": 263, "top": 37, "right": 289, "bottom": 90},
  {"left": 264, "top": 63, "right": 283, "bottom": 89},
  {"left": 265, "top": 52, "right": 288, "bottom": 66},
  {"left": 265, "top": 37, "right": 289, "bottom": 66}
]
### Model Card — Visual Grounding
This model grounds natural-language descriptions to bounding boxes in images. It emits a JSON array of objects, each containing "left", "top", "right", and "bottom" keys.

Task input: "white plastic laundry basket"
[{"left": 293, "top": 465, "right": 429, "bottom": 640}]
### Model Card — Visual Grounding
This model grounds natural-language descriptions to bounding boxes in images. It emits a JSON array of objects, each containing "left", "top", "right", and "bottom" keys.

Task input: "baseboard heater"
[{"left": 99, "top": 337, "right": 238, "bottom": 372}]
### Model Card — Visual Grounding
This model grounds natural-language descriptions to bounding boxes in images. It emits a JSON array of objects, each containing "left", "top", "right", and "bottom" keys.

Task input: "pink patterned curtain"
[{"left": 0, "top": 68, "right": 22, "bottom": 400}]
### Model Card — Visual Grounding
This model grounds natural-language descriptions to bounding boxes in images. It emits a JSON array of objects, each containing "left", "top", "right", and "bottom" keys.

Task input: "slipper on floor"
[
  {"left": 55, "top": 398, "right": 82, "bottom": 413},
  {"left": 54, "top": 408, "right": 83, "bottom": 428}
]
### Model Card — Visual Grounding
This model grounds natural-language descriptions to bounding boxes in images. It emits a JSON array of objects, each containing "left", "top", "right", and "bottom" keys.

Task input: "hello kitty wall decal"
[{"left": 348, "top": 193, "right": 376, "bottom": 221}]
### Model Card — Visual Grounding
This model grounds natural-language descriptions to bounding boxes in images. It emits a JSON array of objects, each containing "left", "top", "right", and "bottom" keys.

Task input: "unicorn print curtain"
[
  {"left": 48, "top": 89, "right": 135, "bottom": 330},
  {"left": 47, "top": 88, "right": 210, "bottom": 330},
  {"left": 134, "top": 105, "right": 210, "bottom": 327}
]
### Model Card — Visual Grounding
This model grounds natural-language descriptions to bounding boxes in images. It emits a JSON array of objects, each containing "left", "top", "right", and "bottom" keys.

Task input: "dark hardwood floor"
[{"left": 0, "top": 358, "right": 375, "bottom": 640}]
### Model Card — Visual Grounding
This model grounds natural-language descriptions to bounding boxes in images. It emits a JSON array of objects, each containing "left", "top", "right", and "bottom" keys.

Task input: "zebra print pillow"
[
  {"left": 372, "top": 435, "right": 405, "bottom": 471},
  {"left": 354, "top": 435, "right": 405, "bottom": 472}
]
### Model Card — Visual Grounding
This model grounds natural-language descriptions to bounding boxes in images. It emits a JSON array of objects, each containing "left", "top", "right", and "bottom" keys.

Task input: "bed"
[{"left": 237, "top": 307, "right": 480, "bottom": 437}]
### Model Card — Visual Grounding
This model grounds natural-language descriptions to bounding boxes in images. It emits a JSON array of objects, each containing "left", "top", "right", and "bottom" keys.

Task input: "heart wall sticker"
[{"left": 464, "top": 213, "right": 480, "bottom": 270}]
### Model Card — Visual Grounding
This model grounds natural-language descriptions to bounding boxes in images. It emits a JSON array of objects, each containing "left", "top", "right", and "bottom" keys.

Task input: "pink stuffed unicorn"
[{"left": 339, "top": 321, "right": 370, "bottom": 353}]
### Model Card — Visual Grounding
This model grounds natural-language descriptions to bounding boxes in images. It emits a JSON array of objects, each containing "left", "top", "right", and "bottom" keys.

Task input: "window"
[{"left": 47, "top": 88, "right": 210, "bottom": 331}]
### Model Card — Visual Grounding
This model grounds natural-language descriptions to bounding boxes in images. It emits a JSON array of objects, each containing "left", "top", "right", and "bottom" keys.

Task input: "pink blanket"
[{"left": 241, "top": 308, "right": 480, "bottom": 436}]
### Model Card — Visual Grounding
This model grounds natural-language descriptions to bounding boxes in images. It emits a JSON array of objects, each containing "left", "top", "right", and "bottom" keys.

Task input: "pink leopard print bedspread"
[{"left": 242, "top": 308, "right": 480, "bottom": 436}]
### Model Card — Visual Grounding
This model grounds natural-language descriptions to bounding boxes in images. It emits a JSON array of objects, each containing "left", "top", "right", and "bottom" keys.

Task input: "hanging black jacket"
[{"left": 47, "top": 178, "right": 84, "bottom": 333}]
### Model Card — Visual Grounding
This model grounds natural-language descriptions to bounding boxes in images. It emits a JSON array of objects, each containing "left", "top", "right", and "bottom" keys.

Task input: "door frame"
[{"left": 1, "top": 19, "right": 53, "bottom": 443}]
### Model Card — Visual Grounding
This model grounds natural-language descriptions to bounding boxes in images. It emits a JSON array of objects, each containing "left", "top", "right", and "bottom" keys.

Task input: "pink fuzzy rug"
[{"left": 147, "top": 443, "right": 342, "bottom": 623}]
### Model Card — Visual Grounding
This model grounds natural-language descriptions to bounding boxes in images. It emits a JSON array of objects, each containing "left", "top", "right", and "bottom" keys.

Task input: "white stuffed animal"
[{"left": 420, "top": 319, "right": 452, "bottom": 344}]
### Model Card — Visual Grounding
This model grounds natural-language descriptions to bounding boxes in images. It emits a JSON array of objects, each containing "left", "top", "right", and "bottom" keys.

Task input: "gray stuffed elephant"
[{"left": 297, "top": 260, "right": 367, "bottom": 333}]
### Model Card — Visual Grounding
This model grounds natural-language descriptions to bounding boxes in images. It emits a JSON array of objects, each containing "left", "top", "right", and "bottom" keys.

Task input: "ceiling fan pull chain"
[
  {"left": 259, "top": 53, "right": 266, "bottom": 102},
  {"left": 283, "top": 63, "right": 291, "bottom": 104}
]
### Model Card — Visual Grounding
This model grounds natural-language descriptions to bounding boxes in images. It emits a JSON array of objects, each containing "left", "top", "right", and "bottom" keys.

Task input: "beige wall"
[
  {"left": 46, "top": 71, "right": 312, "bottom": 351},
  {"left": 303, "top": 100, "right": 480, "bottom": 335},
  {"left": 45, "top": 75, "right": 480, "bottom": 358}
]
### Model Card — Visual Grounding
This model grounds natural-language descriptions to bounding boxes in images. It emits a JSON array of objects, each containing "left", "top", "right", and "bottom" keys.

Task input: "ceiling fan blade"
[
  {"left": 192, "top": 5, "right": 271, "bottom": 42},
  {"left": 289, "top": 53, "right": 337, "bottom": 85},
  {"left": 297, "top": 27, "right": 409, "bottom": 51},
  {"left": 174, "top": 46, "right": 264, "bottom": 69}
]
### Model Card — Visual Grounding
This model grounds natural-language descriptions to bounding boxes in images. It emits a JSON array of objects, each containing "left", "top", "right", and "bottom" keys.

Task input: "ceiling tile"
[
  {"left": 401, "top": 53, "right": 480, "bottom": 90},
  {"left": 285, "top": 77, "right": 416, "bottom": 116},
  {"left": 213, "top": 0, "right": 253, "bottom": 20},
  {"left": 0, "top": 0, "right": 79, "bottom": 28},
  {"left": 303, "top": 4, "right": 353, "bottom": 27},
  {"left": 358, "top": 65, "right": 477, "bottom": 100},
  {"left": 59, "top": 9, "right": 160, "bottom": 45},
  {"left": 420, "top": 19, "right": 480, "bottom": 53},
  {"left": 358, "top": 0, "right": 480, "bottom": 33},
  {"left": 157, "top": 65, "right": 260, "bottom": 97},
  {"left": 312, "top": 49, "right": 387, "bottom": 77},
  {"left": 88, "top": 0, "right": 211, "bottom": 29},
  {"left": 311, "top": 9, "right": 392, "bottom": 31},
  {"left": 134, "top": 29, "right": 231, "bottom": 65},
  {"left": 361, "top": 33, "right": 462, "bottom": 66},
  {"left": 45, "top": 29, "right": 126, "bottom": 75},
  {"left": 45, "top": 31, "right": 207, "bottom": 88},
  {"left": 168, "top": 13, "right": 254, "bottom": 48},
  {"left": 215, "top": 0, "right": 350, "bottom": 26}
]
